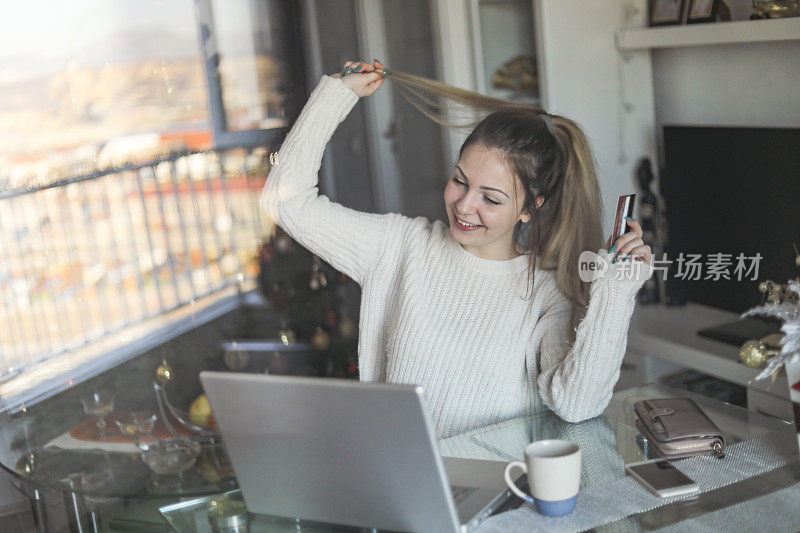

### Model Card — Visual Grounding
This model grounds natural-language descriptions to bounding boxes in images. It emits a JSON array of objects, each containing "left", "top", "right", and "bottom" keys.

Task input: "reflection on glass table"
[{"left": 161, "top": 491, "right": 342, "bottom": 533}]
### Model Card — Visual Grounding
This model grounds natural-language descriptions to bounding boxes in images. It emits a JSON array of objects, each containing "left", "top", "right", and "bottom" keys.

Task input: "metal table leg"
[
  {"left": 63, "top": 476, "right": 91, "bottom": 533},
  {"left": 89, "top": 509, "right": 102, "bottom": 533},
  {"left": 28, "top": 487, "right": 48, "bottom": 533}
]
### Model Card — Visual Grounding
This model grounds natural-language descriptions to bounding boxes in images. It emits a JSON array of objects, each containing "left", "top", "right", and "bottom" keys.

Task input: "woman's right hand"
[{"left": 330, "top": 60, "right": 386, "bottom": 98}]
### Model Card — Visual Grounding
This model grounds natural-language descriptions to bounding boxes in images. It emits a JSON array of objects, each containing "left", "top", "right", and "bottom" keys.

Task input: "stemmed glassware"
[
  {"left": 81, "top": 391, "right": 115, "bottom": 438},
  {"left": 115, "top": 411, "right": 158, "bottom": 444},
  {"left": 113, "top": 409, "right": 201, "bottom": 474}
]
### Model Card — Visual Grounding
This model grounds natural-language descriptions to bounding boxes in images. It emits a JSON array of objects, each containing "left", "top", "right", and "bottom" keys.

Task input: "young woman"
[{"left": 261, "top": 60, "right": 652, "bottom": 438}]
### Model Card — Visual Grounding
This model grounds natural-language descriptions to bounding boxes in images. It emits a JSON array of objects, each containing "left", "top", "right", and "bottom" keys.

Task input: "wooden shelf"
[{"left": 616, "top": 17, "right": 800, "bottom": 50}]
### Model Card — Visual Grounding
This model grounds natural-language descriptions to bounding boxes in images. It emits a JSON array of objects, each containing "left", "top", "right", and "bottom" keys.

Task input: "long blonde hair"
[{"left": 385, "top": 68, "right": 603, "bottom": 331}]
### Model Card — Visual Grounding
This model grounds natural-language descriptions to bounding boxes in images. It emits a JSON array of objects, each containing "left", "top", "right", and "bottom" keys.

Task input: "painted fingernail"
[
  {"left": 343, "top": 67, "right": 353, "bottom": 75},
  {"left": 353, "top": 66, "right": 362, "bottom": 72},
  {"left": 373, "top": 58, "right": 382, "bottom": 64},
  {"left": 625, "top": 217, "right": 635, "bottom": 222},
  {"left": 609, "top": 244, "right": 618, "bottom": 253}
]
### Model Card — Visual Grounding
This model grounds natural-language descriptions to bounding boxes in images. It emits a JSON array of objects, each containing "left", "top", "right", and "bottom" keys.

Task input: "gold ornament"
[
  {"left": 759, "top": 280, "right": 786, "bottom": 304},
  {"left": 223, "top": 348, "right": 249, "bottom": 371},
  {"left": 274, "top": 233, "right": 293, "bottom": 254},
  {"left": 309, "top": 257, "right": 328, "bottom": 290},
  {"left": 752, "top": 0, "right": 800, "bottom": 19},
  {"left": 739, "top": 338, "right": 780, "bottom": 368},
  {"left": 338, "top": 315, "right": 357, "bottom": 339},
  {"left": 278, "top": 327, "right": 297, "bottom": 346},
  {"left": 768, "top": 287, "right": 784, "bottom": 304},
  {"left": 156, "top": 359, "right": 174, "bottom": 384},
  {"left": 311, "top": 327, "right": 332, "bottom": 351},
  {"left": 15, "top": 453, "right": 36, "bottom": 475}
]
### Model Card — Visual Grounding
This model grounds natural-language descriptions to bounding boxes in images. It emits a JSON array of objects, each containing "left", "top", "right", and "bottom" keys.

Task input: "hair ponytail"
[
  {"left": 543, "top": 117, "right": 604, "bottom": 330},
  {"left": 382, "top": 68, "right": 604, "bottom": 333},
  {"left": 382, "top": 68, "right": 546, "bottom": 129}
]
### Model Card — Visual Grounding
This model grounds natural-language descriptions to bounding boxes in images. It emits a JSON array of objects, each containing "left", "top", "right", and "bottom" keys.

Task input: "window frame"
[{"left": 194, "top": 0, "right": 308, "bottom": 150}]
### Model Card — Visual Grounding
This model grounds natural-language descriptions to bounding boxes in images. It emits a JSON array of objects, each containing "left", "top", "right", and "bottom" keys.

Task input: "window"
[
  {"left": 196, "top": 0, "right": 306, "bottom": 149},
  {"left": 0, "top": 1, "right": 304, "bottom": 382}
]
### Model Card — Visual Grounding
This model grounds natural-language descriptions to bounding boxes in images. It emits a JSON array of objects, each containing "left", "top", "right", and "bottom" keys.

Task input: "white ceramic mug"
[{"left": 503, "top": 439, "right": 581, "bottom": 517}]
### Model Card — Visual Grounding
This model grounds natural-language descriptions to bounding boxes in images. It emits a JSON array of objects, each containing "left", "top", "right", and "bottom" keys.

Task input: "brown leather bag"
[{"left": 634, "top": 398, "right": 726, "bottom": 459}]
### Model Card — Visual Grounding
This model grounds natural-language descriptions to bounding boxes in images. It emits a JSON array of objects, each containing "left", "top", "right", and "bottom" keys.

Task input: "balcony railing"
[{"left": 0, "top": 147, "right": 273, "bottom": 380}]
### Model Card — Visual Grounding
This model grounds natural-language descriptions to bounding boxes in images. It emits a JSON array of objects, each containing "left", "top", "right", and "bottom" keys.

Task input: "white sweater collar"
[{"left": 436, "top": 222, "right": 531, "bottom": 275}]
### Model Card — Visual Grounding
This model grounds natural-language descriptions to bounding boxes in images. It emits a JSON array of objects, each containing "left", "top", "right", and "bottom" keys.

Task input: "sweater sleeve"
[
  {"left": 532, "top": 250, "right": 653, "bottom": 422},
  {"left": 259, "top": 75, "right": 396, "bottom": 285}
]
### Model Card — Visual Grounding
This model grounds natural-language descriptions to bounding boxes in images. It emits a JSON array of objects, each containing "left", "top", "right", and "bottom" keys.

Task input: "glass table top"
[
  {"left": 0, "top": 377, "right": 238, "bottom": 500},
  {"left": 0, "top": 376, "right": 793, "bottom": 531},
  {"left": 153, "top": 383, "right": 794, "bottom": 532}
]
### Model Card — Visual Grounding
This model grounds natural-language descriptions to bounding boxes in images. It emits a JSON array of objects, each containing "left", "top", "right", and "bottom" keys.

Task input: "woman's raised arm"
[{"left": 260, "top": 61, "right": 397, "bottom": 285}]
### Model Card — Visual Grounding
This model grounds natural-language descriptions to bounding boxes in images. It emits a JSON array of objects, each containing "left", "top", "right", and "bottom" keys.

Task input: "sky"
[{"left": 0, "top": 0, "right": 199, "bottom": 59}]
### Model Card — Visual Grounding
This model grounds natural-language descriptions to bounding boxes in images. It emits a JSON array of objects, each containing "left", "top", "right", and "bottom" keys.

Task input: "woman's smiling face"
[{"left": 444, "top": 143, "right": 531, "bottom": 260}]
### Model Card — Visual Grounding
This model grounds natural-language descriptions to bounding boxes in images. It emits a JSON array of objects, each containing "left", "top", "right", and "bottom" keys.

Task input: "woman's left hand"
[
  {"left": 330, "top": 60, "right": 386, "bottom": 98},
  {"left": 605, "top": 218, "right": 652, "bottom": 264}
]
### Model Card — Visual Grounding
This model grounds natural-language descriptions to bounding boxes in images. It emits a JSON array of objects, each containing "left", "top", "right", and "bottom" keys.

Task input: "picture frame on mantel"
[
  {"left": 687, "top": 0, "right": 722, "bottom": 23},
  {"left": 648, "top": 0, "right": 686, "bottom": 26}
]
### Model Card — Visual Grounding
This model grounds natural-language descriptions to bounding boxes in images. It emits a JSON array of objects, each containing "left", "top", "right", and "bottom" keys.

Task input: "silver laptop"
[{"left": 200, "top": 371, "right": 519, "bottom": 533}]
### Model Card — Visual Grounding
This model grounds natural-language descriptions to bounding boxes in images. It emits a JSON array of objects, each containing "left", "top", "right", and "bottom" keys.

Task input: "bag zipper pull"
[{"left": 712, "top": 441, "right": 725, "bottom": 459}]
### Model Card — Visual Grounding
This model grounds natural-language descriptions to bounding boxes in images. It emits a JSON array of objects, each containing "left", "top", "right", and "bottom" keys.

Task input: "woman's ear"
[{"left": 520, "top": 196, "right": 545, "bottom": 223}]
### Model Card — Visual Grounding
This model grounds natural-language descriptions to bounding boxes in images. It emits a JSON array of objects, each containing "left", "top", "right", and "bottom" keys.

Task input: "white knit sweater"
[{"left": 260, "top": 75, "right": 653, "bottom": 438}]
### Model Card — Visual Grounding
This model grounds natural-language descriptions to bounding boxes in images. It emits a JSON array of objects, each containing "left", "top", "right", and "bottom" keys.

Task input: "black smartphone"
[{"left": 625, "top": 459, "right": 699, "bottom": 498}]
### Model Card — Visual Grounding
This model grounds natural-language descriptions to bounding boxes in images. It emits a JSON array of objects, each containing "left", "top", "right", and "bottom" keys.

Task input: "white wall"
[
  {"left": 434, "top": 0, "right": 479, "bottom": 162},
  {"left": 627, "top": 0, "right": 800, "bottom": 158},
  {"left": 536, "top": 0, "right": 800, "bottom": 235},
  {"left": 653, "top": 40, "right": 800, "bottom": 132},
  {"left": 535, "top": 0, "right": 658, "bottom": 236}
]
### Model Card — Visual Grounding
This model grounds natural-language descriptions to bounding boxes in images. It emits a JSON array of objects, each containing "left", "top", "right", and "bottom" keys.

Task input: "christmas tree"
[{"left": 257, "top": 226, "right": 360, "bottom": 378}]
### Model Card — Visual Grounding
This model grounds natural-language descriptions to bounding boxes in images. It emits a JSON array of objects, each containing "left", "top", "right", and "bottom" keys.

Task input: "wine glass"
[{"left": 81, "top": 391, "right": 115, "bottom": 438}]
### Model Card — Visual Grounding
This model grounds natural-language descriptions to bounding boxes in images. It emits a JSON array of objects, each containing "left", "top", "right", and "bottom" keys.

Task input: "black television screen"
[{"left": 661, "top": 125, "right": 800, "bottom": 314}]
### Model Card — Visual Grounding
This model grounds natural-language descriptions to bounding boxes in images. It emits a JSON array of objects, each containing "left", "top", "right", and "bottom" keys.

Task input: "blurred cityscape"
[
  {"left": 0, "top": 149, "right": 272, "bottom": 376},
  {"left": 0, "top": 2, "right": 290, "bottom": 378}
]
